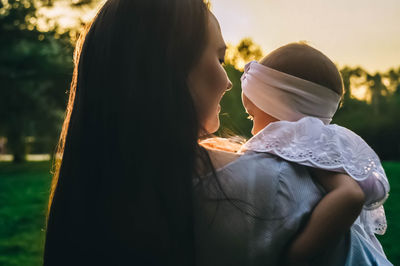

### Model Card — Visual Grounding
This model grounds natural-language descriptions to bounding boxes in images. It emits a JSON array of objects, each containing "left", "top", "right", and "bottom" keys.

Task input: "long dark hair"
[{"left": 44, "top": 0, "right": 211, "bottom": 265}]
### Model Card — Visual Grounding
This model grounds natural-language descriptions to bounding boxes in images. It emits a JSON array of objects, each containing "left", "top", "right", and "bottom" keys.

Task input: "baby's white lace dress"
[{"left": 240, "top": 116, "right": 390, "bottom": 237}]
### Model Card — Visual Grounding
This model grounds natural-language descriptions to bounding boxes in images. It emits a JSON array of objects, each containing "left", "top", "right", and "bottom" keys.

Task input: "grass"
[
  {"left": 378, "top": 161, "right": 400, "bottom": 264},
  {"left": 0, "top": 162, "right": 52, "bottom": 266},
  {"left": 0, "top": 161, "right": 399, "bottom": 265}
]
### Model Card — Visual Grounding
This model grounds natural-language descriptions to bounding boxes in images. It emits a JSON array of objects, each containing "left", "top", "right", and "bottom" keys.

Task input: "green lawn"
[
  {"left": 377, "top": 161, "right": 400, "bottom": 264},
  {"left": 0, "top": 162, "right": 51, "bottom": 266},
  {"left": 0, "top": 161, "right": 399, "bottom": 265}
]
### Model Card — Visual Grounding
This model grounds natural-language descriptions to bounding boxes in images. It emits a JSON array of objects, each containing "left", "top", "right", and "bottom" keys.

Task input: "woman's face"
[{"left": 188, "top": 13, "right": 232, "bottom": 136}]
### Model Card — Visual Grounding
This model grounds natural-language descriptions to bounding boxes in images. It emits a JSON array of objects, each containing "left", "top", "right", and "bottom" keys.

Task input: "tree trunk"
[{"left": 7, "top": 133, "right": 26, "bottom": 163}]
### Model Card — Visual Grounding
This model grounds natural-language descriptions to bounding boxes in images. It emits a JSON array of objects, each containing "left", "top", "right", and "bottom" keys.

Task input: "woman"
[
  {"left": 44, "top": 0, "right": 366, "bottom": 265},
  {"left": 44, "top": 0, "right": 231, "bottom": 265}
]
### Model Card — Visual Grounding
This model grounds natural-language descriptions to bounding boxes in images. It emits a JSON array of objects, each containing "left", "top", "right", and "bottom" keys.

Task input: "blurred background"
[{"left": 0, "top": 0, "right": 399, "bottom": 265}]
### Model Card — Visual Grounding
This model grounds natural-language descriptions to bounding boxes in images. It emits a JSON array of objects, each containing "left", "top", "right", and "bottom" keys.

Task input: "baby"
[{"left": 240, "top": 43, "right": 391, "bottom": 265}]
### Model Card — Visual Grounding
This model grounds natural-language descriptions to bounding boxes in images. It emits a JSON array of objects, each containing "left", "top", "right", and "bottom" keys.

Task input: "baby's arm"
[{"left": 284, "top": 168, "right": 365, "bottom": 265}]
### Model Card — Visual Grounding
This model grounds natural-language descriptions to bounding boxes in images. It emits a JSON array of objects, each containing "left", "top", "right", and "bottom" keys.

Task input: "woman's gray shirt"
[{"left": 193, "top": 151, "right": 392, "bottom": 266}]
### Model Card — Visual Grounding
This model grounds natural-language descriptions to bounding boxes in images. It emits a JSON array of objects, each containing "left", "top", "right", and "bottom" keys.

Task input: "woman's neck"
[{"left": 196, "top": 137, "right": 242, "bottom": 175}]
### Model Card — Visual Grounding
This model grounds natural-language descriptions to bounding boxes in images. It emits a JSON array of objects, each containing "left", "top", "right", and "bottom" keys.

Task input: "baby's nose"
[{"left": 226, "top": 80, "right": 233, "bottom": 91}]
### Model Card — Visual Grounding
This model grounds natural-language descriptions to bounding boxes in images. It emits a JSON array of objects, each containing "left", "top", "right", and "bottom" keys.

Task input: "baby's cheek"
[{"left": 252, "top": 116, "right": 264, "bottom": 135}]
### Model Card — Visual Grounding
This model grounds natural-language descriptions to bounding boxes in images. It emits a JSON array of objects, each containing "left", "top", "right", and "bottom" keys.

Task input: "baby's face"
[{"left": 242, "top": 92, "right": 279, "bottom": 135}]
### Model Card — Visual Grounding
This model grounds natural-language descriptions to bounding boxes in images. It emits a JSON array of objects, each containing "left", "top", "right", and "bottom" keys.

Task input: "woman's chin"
[{"left": 205, "top": 117, "right": 220, "bottom": 135}]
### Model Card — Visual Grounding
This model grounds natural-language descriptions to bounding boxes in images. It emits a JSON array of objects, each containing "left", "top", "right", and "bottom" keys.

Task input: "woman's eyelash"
[
  {"left": 219, "top": 58, "right": 225, "bottom": 64},
  {"left": 247, "top": 115, "right": 254, "bottom": 121}
]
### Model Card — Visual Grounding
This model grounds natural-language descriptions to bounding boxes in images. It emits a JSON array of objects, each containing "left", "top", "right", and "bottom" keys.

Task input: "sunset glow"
[{"left": 211, "top": 0, "right": 400, "bottom": 73}]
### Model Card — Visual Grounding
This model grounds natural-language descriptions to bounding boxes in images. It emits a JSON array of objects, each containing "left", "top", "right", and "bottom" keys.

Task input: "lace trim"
[
  {"left": 241, "top": 116, "right": 390, "bottom": 235},
  {"left": 361, "top": 206, "right": 387, "bottom": 235}
]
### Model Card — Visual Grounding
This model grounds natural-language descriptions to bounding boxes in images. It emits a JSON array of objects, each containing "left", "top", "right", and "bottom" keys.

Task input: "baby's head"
[{"left": 242, "top": 42, "right": 344, "bottom": 135}]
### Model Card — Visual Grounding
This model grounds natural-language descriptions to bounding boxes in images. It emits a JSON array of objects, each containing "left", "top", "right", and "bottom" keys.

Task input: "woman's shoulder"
[
  {"left": 199, "top": 136, "right": 288, "bottom": 172},
  {"left": 204, "top": 146, "right": 242, "bottom": 170},
  {"left": 197, "top": 137, "right": 243, "bottom": 174},
  {"left": 198, "top": 148, "right": 304, "bottom": 191},
  {"left": 197, "top": 137, "right": 323, "bottom": 201},
  {"left": 211, "top": 149, "right": 307, "bottom": 181},
  {"left": 199, "top": 150, "right": 324, "bottom": 210}
]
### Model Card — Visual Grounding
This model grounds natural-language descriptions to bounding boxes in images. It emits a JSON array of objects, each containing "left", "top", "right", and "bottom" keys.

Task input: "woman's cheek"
[{"left": 193, "top": 59, "right": 227, "bottom": 134}]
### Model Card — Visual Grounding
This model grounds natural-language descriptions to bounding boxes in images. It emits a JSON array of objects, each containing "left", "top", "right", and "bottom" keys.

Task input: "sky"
[{"left": 211, "top": 0, "right": 400, "bottom": 73}]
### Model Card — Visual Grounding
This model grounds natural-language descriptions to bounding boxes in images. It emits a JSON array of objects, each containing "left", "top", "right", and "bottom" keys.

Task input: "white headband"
[{"left": 241, "top": 61, "right": 341, "bottom": 125}]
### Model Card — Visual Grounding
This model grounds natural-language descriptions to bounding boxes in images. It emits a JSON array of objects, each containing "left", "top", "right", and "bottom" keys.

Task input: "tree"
[
  {"left": 340, "top": 66, "right": 365, "bottom": 102},
  {"left": 386, "top": 67, "right": 400, "bottom": 96},
  {"left": 225, "top": 38, "right": 263, "bottom": 71},
  {"left": 366, "top": 73, "right": 388, "bottom": 115},
  {"left": 0, "top": 0, "right": 97, "bottom": 162}
]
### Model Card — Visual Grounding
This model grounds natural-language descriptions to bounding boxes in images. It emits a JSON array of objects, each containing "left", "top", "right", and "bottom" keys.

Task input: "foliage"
[
  {"left": 225, "top": 38, "right": 263, "bottom": 71},
  {"left": 217, "top": 64, "right": 252, "bottom": 138},
  {"left": 0, "top": 0, "right": 97, "bottom": 162},
  {"left": 0, "top": 2, "right": 399, "bottom": 162},
  {"left": 333, "top": 67, "right": 400, "bottom": 160}
]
